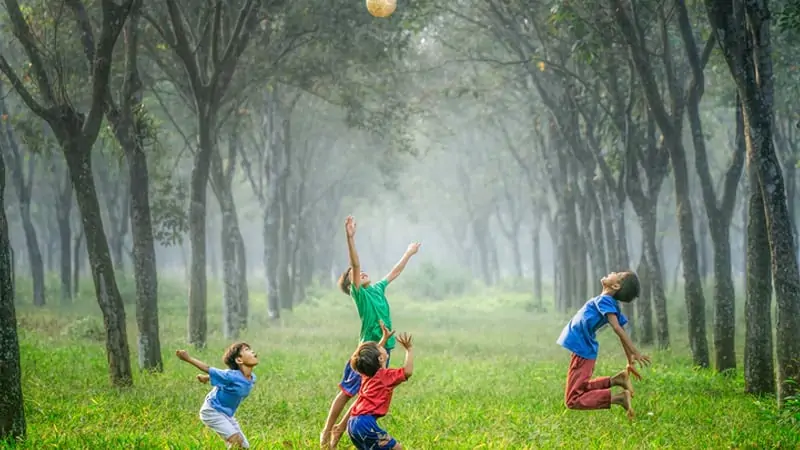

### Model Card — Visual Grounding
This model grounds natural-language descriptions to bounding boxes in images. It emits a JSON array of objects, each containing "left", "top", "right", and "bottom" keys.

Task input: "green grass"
[{"left": 4, "top": 277, "right": 799, "bottom": 449}]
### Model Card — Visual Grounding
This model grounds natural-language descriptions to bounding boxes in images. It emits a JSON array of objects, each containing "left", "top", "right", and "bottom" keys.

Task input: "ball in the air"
[{"left": 366, "top": 0, "right": 396, "bottom": 18}]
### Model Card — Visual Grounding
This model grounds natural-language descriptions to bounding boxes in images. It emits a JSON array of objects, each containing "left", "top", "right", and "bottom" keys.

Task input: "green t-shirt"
[{"left": 351, "top": 278, "right": 395, "bottom": 349}]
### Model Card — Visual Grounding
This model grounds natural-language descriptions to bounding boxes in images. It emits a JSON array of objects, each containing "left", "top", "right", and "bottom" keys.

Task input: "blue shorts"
[
  {"left": 339, "top": 348, "right": 392, "bottom": 397},
  {"left": 347, "top": 415, "right": 396, "bottom": 450}
]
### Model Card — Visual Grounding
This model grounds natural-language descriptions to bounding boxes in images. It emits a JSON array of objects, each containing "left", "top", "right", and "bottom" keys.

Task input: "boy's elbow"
[{"left": 403, "top": 368, "right": 413, "bottom": 379}]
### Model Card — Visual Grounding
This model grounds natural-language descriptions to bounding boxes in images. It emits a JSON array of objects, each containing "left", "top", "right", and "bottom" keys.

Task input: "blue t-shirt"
[
  {"left": 556, "top": 294, "right": 628, "bottom": 360},
  {"left": 203, "top": 368, "right": 256, "bottom": 417}
]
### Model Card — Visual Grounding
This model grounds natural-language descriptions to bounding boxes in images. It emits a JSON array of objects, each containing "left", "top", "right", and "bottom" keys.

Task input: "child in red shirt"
[{"left": 337, "top": 323, "right": 414, "bottom": 450}]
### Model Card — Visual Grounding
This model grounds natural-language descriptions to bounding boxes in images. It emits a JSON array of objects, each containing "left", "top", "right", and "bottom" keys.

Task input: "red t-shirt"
[{"left": 350, "top": 367, "right": 408, "bottom": 418}]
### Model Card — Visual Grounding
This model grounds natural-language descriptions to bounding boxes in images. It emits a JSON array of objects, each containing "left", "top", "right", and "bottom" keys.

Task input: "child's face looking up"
[
  {"left": 601, "top": 272, "right": 624, "bottom": 293},
  {"left": 237, "top": 346, "right": 259, "bottom": 368}
]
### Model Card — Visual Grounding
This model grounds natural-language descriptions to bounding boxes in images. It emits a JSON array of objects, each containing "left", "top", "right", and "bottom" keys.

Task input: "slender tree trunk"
[
  {"left": 531, "top": 210, "right": 543, "bottom": 305},
  {"left": 0, "top": 86, "right": 45, "bottom": 306},
  {"left": 65, "top": 146, "right": 132, "bottom": 386},
  {"left": 73, "top": 226, "right": 84, "bottom": 298},
  {"left": 128, "top": 146, "right": 162, "bottom": 371},
  {"left": 636, "top": 242, "right": 654, "bottom": 345},
  {"left": 188, "top": 110, "right": 214, "bottom": 348},
  {"left": 0, "top": 147, "right": 25, "bottom": 442},
  {"left": 57, "top": 181, "right": 73, "bottom": 304},
  {"left": 221, "top": 207, "right": 240, "bottom": 338},
  {"left": 744, "top": 159, "right": 774, "bottom": 394},
  {"left": 744, "top": 157, "right": 775, "bottom": 394}
]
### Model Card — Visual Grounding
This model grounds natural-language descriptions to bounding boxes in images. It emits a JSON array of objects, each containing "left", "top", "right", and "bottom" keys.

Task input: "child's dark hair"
[
  {"left": 350, "top": 342, "right": 382, "bottom": 377},
  {"left": 613, "top": 271, "right": 640, "bottom": 303},
  {"left": 222, "top": 341, "right": 250, "bottom": 370},
  {"left": 338, "top": 267, "right": 352, "bottom": 295}
]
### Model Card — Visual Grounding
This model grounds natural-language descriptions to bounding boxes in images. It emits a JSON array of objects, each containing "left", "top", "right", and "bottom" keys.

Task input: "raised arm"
[
  {"left": 176, "top": 350, "right": 210, "bottom": 373},
  {"left": 377, "top": 320, "right": 395, "bottom": 349},
  {"left": 384, "top": 242, "right": 421, "bottom": 283},
  {"left": 345, "top": 216, "right": 361, "bottom": 291},
  {"left": 396, "top": 333, "right": 415, "bottom": 378}
]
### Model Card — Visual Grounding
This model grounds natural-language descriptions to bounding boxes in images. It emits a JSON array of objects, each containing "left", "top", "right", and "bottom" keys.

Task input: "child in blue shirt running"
[{"left": 176, "top": 342, "right": 259, "bottom": 448}]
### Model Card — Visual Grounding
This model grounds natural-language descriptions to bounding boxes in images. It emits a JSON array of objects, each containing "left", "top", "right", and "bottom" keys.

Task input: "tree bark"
[
  {"left": 55, "top": 171, "right": 73, "bottom": 305},
  {"left": 706, "top": 0, "right": 800, "bottom": 405},
  {"left": 65, "top": 147, "right": 132, "bottom": 386},
  {"left": 744, "top": 156, "right": 775, "bottom": 394},
  {"left": 0, "top": 145, "right": 25, "bottom": 442},
  {"left": 635, "top": 242, "right": 654, "bottom": 345},
  {"left": 0, "top": 82, "right": 45, "bottom": 307},
  {"left": 73, "top": 225, "right": 84, "bottom": 298}
]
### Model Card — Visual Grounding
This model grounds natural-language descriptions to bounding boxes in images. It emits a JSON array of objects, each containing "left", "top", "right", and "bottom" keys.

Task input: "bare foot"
[
  {"left": 613, "top": 369, "right": 634, "bottom": 396},
  {"left": 621, "top": 389, "right": 634, "bottom": 420},
  {"left": 329, "top": 425, "right": 345, "bottom": 448},
  {"left": 319, "top": 430, "right": 331, "bottom": 449}
]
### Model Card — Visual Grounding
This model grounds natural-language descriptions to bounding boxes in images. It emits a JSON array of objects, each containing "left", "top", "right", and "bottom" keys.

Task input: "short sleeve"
[
  {"left": 596, "top": 295, "right": 620, "bottom": 317},
  {"left": 351, "top": 284, "right": 366, "bottom": 306},
  {"left": 373, "top": 278, "right": 388, "bottom": 293},
  {"left": 381, "top": 367, "right": 407, "bottom": 388},
  {"left": 208, "top": 367, "right": 235, "bottom": 387}
]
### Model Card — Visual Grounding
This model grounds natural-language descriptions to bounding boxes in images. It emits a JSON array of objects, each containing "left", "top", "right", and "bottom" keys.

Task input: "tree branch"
[
  {"left": 2, "top": 0, "right": 57, "bottom": 107},
  {"left": 0, "top": 54, "right": 51, "bottom": 119},
  {"left": 83, "top": 0, "right": 138, "bottom": 144}
]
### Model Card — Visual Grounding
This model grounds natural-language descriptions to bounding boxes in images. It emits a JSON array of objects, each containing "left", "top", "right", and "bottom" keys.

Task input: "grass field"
[{"left": 4, "top": 276, "right": 799, "bottom": 449}]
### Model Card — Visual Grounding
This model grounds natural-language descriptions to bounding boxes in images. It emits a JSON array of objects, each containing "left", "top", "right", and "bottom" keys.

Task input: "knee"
[
  {"left": 392, "top": 443, "right": 404, "bottom": 450},
  {"left": 565, "top": 395, "right": 579, "bottom": 410}
]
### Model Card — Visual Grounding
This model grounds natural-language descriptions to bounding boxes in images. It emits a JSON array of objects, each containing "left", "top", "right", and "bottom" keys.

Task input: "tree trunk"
[
  {"left": 0, "top": 147, "right": 26, "bottom": 442},
  {"left": 264, "top": 203, "right": 281, "bottom": 319},
  {"left": 670, "top": 149, "right": 710, "bottom": 368},
  {"left": 0, "top": 86, "right": 46, "bottom": 307},
  {"left": 635, "top": 242, "right": 654, "bottom": 346},
  {"left": 221, "top": 209, "right": 241, "bottom": 338},
  {"left": 742, "top": 95, "right": 800, "bottom": 405},
  {"left": 64, "top": 146, "right": 132, "bottom": 386},
  {"left": 744, "top": 160, "right": 775, "bottom": 394},
  {"left": 705, "top": 0, "right": 800, "bottom": 406},
  {"left": 73, "top": 225, "right": 84, "bottom": 298},
  {"left": 128, "top": 147, "right": 162, "bottom": 371},
  {"left": 56, "top": 177, "right": 73, "bottom": 305},
  {"left": 188, "top": 111, "right": 213, "bottom": 348},
  {"left": 208, "top": 215, "right": 219, "bottom": 281},
  {"left": 235, "top": 234, "right": 249, "bottom": 328},
  {"left": 473, "top": 215, "right": 493, "bottom": 286},
  {"left": 278, "top": 120, "right": 293, "bottom": 310},
  {"left": 102, "top": 7, "right": 163, "bottom": 371},
  {"left": 531, "top": 209, "right": 543, "bottom": 306}
]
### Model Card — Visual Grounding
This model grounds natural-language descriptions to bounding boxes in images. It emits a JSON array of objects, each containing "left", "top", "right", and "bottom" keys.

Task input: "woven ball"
[{"left": 366, "top": 0, "right": 396, "bottom": 18}]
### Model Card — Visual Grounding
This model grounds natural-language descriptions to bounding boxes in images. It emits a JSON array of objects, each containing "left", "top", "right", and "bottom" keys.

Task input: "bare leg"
[
  {"left": 610, "top": 369, "right": 634, "bottom": 396},
  {"left": 320, "top": 391, "right": 352, "bottom": 448},
  {"left": 329, "top": 402, "right": 353, "bottom": 449},
  {"left": 611, "top": 389, "right": 634, "bottom": 420}
]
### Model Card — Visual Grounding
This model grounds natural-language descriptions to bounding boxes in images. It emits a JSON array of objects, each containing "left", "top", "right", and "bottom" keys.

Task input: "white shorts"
[{"left": 199, "top": 402, "right": 250, "bottom": 448}]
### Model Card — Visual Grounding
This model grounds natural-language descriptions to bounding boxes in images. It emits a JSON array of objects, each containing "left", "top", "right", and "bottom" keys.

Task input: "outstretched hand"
[
  {"left": 396, "top": 332, "right": 413, "bottom": 350},
  {"left": 175, "top": 349, "right": 190, "bottom": 361},
  {"left": 379, "top": 320, "right": 395, "bottom": 342},
  {"left": 345, "top": 216, "right": 357, "bottom": 237},
  {"left": 406, "top": 242, "right": 421, "bottom": 255}
]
